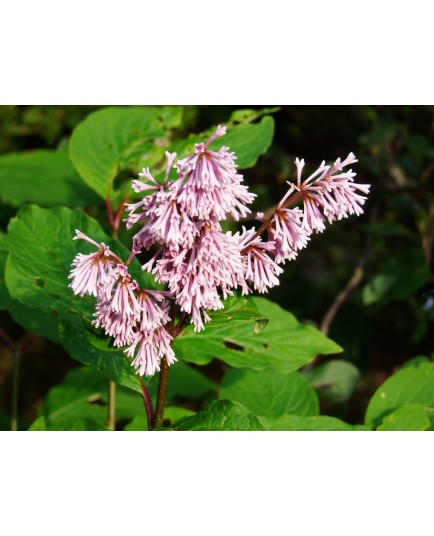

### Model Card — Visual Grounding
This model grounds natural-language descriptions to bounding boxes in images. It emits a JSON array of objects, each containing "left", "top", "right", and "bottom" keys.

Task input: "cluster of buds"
[{"left": 69, "top": 126, "right": 370, "bottom": 376}]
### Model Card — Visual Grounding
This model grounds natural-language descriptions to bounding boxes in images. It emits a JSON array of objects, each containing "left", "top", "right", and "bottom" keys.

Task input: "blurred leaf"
[
  {"left": 4, "top": 205, "right": 151, "bottom": 392},
  {"left": 0, "top": 232, "right": 12, "bottom": 309},
  {"left": 29, "top": 366, "right": 147, "bottom": 430},
  {"left": 174, "top": 297, "right": 342, "bottom": 372},
  {"left": 400, "top": 356, "right": 430, "bottom": 369},
  {"left": 302, "top": 359, "right": 361, "bottom": 403},
  {"left": 405, "top": 134, "right": 434, "bottom": 159},
  {"left": 363, "top": 249, "right": 430, "bottom": 305},
  {"left": 421, "top": 201, "right": 434, "bottom": 265},
  {"left": 0, "top": 150, "right": 101, "bottom": 208},
  {"left": 365, "top": 361, "right": 434, "bottom": 427},
  {"left": 362, "top": 222, "right": 415, "bottom": 239},
  {"left": 69, "top": 106, "right": 183, "bottom": 198},
  {"left": 259, "top": 415, "right": 369, "bottom": 431},
  {"left": 173, "top": 399, "right": 264, "bottom": 431},
  {"left": 220, "top": 368, "right": 318, "bottom": 418},
  {"left": 28, "top": 366, "right": 107, "bottom": 430},
  {"left": 377, "top": 404, "right": 431, "bottom": 431},
  {"left": 31, "top": 417, "right": 109, "bottom": 431}
]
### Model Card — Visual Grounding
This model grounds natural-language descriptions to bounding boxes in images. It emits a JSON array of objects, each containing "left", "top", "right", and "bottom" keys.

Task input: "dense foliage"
[{"left": 1, "top": 105, "right": 433, "bottom": 431}]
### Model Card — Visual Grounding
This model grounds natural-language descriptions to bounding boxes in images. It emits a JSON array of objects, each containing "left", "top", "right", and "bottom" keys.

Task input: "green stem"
[{"left": 107, "top": 380, "right": 116, "bottom": 431}]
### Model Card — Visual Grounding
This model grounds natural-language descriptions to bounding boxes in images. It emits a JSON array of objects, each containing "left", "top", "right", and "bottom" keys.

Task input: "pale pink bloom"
[
  {"left": 104, "top": 264, "right": 141, "bottom": 321},
  {"left": 125, "top": 152, "right": 175, "bottom": 233},
  {"left": 136, "top": 289, "right": 171, "bottom": 332},
  {"left": 93, "top": 296, "right": 136, "bottom": 347},
  {"left": 69, "top": 230, "right": 120, "bottom": 297},
  {"left": 238, "top": 228, "right": 283, "bottom": 293},
  {"left": 132, "top": 199, "right": 198, "bottom": 252},
  {"left": 148, "top": 223, "right": 245, "bottom": 331},
  {"left": 288, "top": 154, "right": 370, "bottom": 233},
  {"left": 125, "top": 327, "right": 176, "bottom": 377},
  {"left": 171, "top": 126, "right": 256, "bottom": 222},
  {"left": 269, "top": 207, "right": 310, "bottom": 264}
]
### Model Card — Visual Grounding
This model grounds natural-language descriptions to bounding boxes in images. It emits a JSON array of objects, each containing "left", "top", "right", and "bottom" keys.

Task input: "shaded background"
[{"left": 1, "top": 105, "right": 433, "bottom": 428}]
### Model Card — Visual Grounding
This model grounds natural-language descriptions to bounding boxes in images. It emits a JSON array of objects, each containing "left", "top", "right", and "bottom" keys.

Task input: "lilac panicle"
[{"left": 69, "top": 123, "right": 370, "bottom": 377}]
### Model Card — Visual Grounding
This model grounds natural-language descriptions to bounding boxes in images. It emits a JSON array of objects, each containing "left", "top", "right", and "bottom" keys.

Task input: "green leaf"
[
  {"left": 147, "top": 360, "right": 216, "bottom": 404},
  {"left": 31, "top": 417, "right": 109, "bottom": 431},
  {"left": 220, "top": 368, "right": 318, "bottom": 418},
  {"left": 174, "top": 399, "right": 264, "bottom": 431},
  {"left": 363, "top": 249, "right": 430, "bottom": 305},
  {"left": 174, "top": 297, "right": 342, "bottom": 373},
  {"left": 4, "top": 205, "right": 149, "bottom": 391},
  {"left": 365, "top": 361, "right": 434, "bottom": 427},
  {"left": 206, "top": 294, "right": 265, "bottom": 326},
  {"left": 69, "top": 106, "right": 183, "bottom": 199},
  {"left": 0, "top": 232, "right": 60, "bottom": 342},
  {"left": 124, "top": 407, "right": 196, "bottom": 431},
  {"left": 259, "top": 415, "right": 370, "bottom": 431},
  {"left": 377, "top": 404, "right": 431, "bottom": 431},
  {"left": 0, "top": 232, "right": 12, "bottom": 309},
  {"left": 28, "top": 366, "right": 108, "bottom": 430},
  {"left": 208, "top": 116, "right": 275, "bottom": 168},
  {"left": 228, "top": 108, "right": 280, "bottom": 126},
  {"left": 302, "top": 360, "right": 361, "bottom": 403},
  {"left": 0, "top": 149, "right": 101, "bottom": 208},
  {"left": 168, "top": 115, "right": 274, "bottom": 172},
  {"left": 29, "top": 366, "right": 146, "bottom": 430}
]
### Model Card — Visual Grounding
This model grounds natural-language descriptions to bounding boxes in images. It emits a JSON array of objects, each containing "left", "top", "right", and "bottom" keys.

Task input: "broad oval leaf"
[
  {"left": 69, "top": 106, "right": 183, "bottom": 198},
  {"left": 377, "top": 404, "right": 431, "bottom": 431},
  {"left": 220, "top": 368, "right": 318, "bottom": 418},
  {"left": 173, "top": 399, "right": 264, "bottom": 431},
  {"left": 174, "top": 297, "right": 342, "bottom": 373},
  {"left": 0, "top": 149, "right": 101, "bottom": 208},
  {"left": 4, "top": 205, "right": 153, "bottom": 392},
  {"left": 302, "top": 359, "right": 361, "bottom": 403},
  {"left": 365, "top": 360, "right": 434, "bottom": 427},
  {"left": 259, "top": 415, "right": 369, "bottom": 431}
]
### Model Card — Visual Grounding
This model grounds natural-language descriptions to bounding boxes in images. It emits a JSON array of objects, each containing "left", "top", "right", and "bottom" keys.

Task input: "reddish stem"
[
  {"left": 105, "top": 197, "right": 114, "bottom": 227},
  {"left": 241, "top": 189, "right": 304, "bottom": 254}
]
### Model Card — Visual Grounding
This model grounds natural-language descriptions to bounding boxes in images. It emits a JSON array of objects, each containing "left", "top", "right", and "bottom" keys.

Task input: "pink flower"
[
  {"left": 93, "top": 297, "right": 136, "bottom": 348},
  {"left": 171, "top": 125, "right": 256, "bottom": 222},
  {"left": 68, "top": 230, "right": 120, "bottom": 297},
  {"left": 289, "top": 154, "right": 370, "bottom": 233},
  {"left": 136, "top": 289, "right": 171, "bottom": 332},
  {"left": 269, "top": 207, "right": 310, "bottom": 264},
  {"left": 146, "top": 223, "right": 245, "bottom": 331},
  {"left": 125, "top": 327, "right": 176, "bottom": 377},
  {"left": 126, "top": 152, "right": 198, "bottom": 252},
  {"left": 103, "top": 264, "right": 141, "bottom": 321},
  {"left": 238, "top": 228, "right": 283, "bottom": 293}
]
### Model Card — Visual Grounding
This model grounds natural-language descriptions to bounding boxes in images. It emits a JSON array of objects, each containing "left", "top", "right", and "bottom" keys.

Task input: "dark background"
[{"left": 1, "top": 105, "right": 433, "bottom": 428}]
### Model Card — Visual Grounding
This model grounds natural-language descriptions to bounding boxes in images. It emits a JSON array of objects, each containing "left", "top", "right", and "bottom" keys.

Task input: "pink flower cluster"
[{"left": 69, "top": 125, "right": 370, "bottom": 376}]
